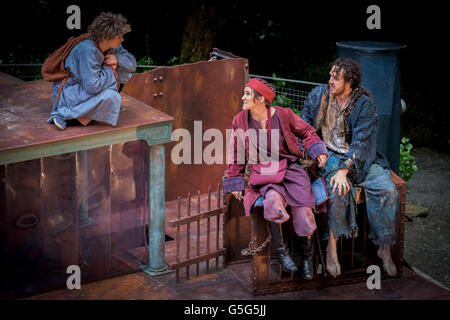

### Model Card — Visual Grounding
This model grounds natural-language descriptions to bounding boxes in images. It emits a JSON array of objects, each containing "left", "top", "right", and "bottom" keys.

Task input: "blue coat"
[
  {"left": 47, "top": 39, "right": 136, "bottom": 126},
  {"left": 302, "top": 84, "right": 390, "bottom": 184}
]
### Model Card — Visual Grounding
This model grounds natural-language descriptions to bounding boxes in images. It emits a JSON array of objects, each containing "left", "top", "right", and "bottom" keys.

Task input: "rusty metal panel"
[
  {"left": 110, "top": 141, "right": 148, "bottom": 257},
  {"left": 123, "top": 58, "right": 249, "bottom": 201},
  {"left": 0, "top": 141, "right": 150, "bottom": 298},
  {"left": 0, "top": 73, "right": 171, "bottom": 298}
]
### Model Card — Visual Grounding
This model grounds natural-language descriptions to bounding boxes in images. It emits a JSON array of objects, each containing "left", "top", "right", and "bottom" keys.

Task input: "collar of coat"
[
  {"left": 232, "top": 106, "right": 320, "bottom": 159},
  {"left": 315, "top": 85, "right": 372, "bottom": 141}
]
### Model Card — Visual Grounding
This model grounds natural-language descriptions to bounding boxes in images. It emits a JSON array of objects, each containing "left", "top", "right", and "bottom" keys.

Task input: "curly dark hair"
[
  {"left": 87, "top": 12, "right": 131, "bottom": 42},
  {"left": 332, "top": 58, "right": 362, "bottom": 89}
]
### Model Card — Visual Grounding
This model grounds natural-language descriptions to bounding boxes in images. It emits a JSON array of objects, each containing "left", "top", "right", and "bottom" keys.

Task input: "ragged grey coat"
[{"left": 301, "top": 84, "right": 390, "bottom": 184}]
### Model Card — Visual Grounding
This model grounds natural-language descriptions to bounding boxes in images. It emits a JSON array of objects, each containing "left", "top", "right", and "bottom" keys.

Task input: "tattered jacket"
[{"left": 302, "top": 84, "right": 390, "bottom": 184}]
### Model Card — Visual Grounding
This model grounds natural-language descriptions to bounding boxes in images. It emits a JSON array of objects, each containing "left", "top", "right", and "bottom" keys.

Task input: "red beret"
[{"left": 246, "top": 78, "right": 276, "bottom": 103}]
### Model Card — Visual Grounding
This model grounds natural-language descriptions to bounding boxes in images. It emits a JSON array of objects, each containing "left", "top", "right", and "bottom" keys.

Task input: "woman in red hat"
[{"left": 223, "top": 78, "right": 328, "bottom": 278}]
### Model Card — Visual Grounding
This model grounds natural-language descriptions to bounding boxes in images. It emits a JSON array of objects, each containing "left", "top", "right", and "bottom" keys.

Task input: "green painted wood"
[{"left": 0, "top": 122, "right": 172, "bottom": 165}]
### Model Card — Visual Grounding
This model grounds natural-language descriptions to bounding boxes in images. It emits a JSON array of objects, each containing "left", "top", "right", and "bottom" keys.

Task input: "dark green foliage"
[{"left": 399, "top": 137, "right": 418, "bottom": 183}]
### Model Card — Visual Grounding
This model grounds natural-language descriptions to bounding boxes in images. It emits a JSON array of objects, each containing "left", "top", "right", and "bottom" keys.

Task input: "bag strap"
[
  {"left": 56, "top": 77, "right": 69, "bottom": 103},
  {"left": 266, "top": 106, "right": 272, "bottom": 155}
]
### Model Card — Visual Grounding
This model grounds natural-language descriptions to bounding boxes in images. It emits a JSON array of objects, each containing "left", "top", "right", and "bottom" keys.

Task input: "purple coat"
[{"left": 224, "top": 106, "right": 327, "bottom": 215}]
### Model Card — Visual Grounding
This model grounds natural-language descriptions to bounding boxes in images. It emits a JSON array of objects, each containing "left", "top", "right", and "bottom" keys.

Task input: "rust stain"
[{"left": 123, "top": 57, "right": 248, "bottom": 201}]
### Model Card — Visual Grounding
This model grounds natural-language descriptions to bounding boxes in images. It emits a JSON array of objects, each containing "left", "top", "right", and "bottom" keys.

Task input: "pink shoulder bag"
[{"left": 248, "top": 107, "right": 287, "bottom": 187}]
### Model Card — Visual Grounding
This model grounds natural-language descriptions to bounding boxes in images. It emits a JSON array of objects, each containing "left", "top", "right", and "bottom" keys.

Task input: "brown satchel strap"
[{"left": 56, "top": 77, "right": 69, "bottom": 103}]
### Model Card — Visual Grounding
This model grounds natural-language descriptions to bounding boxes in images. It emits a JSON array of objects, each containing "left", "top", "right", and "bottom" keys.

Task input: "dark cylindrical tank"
[{"left": 336, "top": 41, "right": 405, "bottom": 173}]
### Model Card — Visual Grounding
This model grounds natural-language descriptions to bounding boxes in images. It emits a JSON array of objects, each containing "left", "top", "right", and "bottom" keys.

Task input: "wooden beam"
[
  {"left": 0, "top": 122, "right": 172, "bottom": 165},
  {"left": 169, "top": 207, "right": 226, "bottom": 227},
  {"left": 169, "top": 249, "right": 226, "bottom": 269}
]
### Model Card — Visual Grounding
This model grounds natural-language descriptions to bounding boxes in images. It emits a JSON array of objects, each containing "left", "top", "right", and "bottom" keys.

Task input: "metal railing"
[{"left": 248, "top": 74, "right": 324, "bottom": 113}]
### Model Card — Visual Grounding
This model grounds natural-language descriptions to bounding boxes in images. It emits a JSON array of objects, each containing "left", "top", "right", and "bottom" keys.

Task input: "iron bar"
[
  {"left": 176, "top": 196, "right": 181, "bottom": 282},
  {"left": 206, "top": 186, "right": 211, "bottom": 273},
  {"left": 168, "top": 207, "right": 225, "bottom": 226},
  {"left": 196, "top": 190, "right": 200, "bottom": 276},
  {"left": 186, "top": 193, "right": 191, "bottom": 280},
  {"left": 169, "top": 249, "right": 226, "bottom": 269}
]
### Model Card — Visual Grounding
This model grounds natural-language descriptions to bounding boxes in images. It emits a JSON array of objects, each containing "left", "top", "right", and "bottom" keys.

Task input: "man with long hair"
[{"left": 302, "top": 58, "right": 398, "bottom": 277}]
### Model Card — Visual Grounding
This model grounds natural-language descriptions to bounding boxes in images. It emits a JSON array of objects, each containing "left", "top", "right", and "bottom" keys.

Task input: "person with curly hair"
[
  {"left": 47, "top": 12, "right": 136, "bottom": 130},
  {"left": 302, "top": 58, "right": 398, "bottom": 278}
]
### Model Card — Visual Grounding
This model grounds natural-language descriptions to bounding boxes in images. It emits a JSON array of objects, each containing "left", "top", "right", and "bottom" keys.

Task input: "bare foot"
[
  {"left": 377, "top": 246, "right": 397, "bottom": 276},
  {"left": 326, "top": 238, "right": 341, "bottom": 278}
]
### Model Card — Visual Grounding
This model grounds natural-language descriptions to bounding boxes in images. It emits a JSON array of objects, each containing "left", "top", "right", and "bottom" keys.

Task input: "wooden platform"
[
  {"left": 23, "top": 262, "right": 449, "bottom": 300},
  {"left": 0, "top": 73, "right": 174, "bottom": 298},
  {"left": 0, "top": 74, "right": 173, "bottom": 165},
  {"left": 21, "top": 194, "right": 450, "bottom": 300}
]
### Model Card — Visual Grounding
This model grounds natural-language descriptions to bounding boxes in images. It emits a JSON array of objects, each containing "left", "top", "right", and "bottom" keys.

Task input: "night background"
[{"left": 1, "top": 0, "right": 447, "bottom": 152}]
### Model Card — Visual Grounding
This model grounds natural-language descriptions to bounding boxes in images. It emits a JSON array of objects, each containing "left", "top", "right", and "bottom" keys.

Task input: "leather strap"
[
  {"left": 56, "top": 76, "right": 69, "bottom": 103},
  {"left": 266, "top": 107, "right": 272, "bottom": 153}
]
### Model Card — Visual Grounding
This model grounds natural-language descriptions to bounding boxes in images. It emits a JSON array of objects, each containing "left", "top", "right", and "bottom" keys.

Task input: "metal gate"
[{"left": 169, "top": 185, "right": 226, "bottom": 282}]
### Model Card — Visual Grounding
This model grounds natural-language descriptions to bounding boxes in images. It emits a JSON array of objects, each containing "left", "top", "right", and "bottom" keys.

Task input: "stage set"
[{"left": 1, "top": 48, "right": 449, "bottom": 300}]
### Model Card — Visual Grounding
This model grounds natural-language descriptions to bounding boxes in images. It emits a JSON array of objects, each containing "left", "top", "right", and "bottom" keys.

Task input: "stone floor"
[
  {"left": 24, "top": 263, "right": 450, "bottom": 300},
  {"left": 403, "top": 148, "right": 450, "bottom": 289}
]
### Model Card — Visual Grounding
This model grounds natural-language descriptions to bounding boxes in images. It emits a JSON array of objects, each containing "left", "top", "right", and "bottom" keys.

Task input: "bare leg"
[
  {"left": 377, "top": 245, "right": 397, "bottom": 276},
  {"left": 326, "top": 230, "right": 341, "bottom": 278}
]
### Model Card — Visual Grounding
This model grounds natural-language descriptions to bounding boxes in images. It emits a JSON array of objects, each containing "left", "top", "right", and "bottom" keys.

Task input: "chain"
[
  {"left": 240, "top": 225, "right": 272, "bottom": 257},
  {"left": 240, "top": 235, "right": 272, "bottom": 256}
]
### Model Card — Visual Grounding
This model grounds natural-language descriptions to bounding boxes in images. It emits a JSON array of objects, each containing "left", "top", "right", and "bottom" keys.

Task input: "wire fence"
[
  {"left": 273, "top": 84, "right": 310, "bottom": 114},
  {"left": 0, "top": 63, "right": 324, "bottom": 113},
  {"left": 248, "top": 74, "right": 324, "bottom": 114}
]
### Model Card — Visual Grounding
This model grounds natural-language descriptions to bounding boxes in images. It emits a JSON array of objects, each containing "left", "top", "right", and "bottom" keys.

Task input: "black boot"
[
  {"left": 268, "top": 222, "right": 298, "bottom": 272},
  {"left": 299, "top": 236, "right": 314, "bottom": 280}
]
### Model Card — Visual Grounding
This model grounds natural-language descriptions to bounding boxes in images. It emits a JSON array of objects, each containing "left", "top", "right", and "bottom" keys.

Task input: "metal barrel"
[{"left": 336, "top": 41, "right": 406, "bottom": 173}]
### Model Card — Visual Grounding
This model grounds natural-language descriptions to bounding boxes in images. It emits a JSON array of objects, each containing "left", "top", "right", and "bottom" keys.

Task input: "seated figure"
[
  {"left": 301, "top": 58, "right": 398, "bottom": 277},
  {"left": 223, "top": 78, "right": 328, "bottom": 279},
  {"left": 47, "top": 12, "right": 137, "bottom": 130}
]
